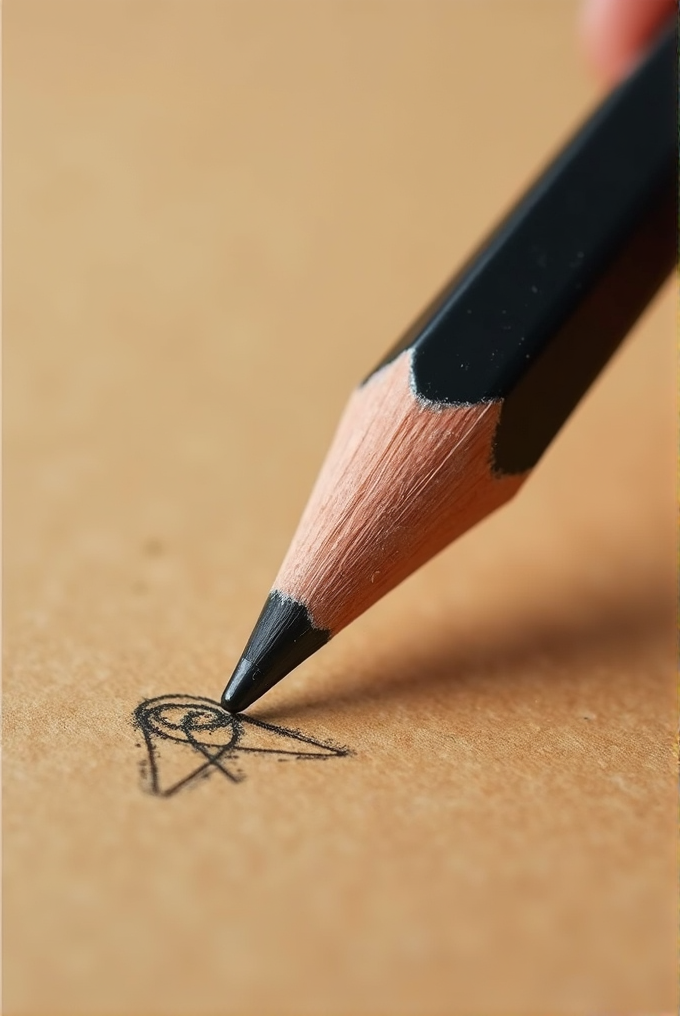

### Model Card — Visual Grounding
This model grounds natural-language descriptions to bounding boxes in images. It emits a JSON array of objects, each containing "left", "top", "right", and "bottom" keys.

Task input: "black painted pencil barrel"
[{"left": 373, "top": 24, "right": 677, "bottom": 473}]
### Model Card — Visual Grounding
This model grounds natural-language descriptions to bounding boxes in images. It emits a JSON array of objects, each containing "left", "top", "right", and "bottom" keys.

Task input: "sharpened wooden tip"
[{"left": 274, "top": 351, "right": 526, "bottom": 635}]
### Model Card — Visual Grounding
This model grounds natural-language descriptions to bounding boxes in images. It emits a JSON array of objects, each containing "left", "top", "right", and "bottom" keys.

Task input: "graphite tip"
[
  {"left": 220, "top": 591, "right": 331, "bottom": 712},
  {"left": 221, "top": 657, "right": 262, "bottom": 713}
]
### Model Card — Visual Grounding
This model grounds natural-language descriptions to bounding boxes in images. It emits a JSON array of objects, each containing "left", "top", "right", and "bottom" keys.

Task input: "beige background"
[{"left": 4, "top": 2, "right": 677, "bottom": 1013}]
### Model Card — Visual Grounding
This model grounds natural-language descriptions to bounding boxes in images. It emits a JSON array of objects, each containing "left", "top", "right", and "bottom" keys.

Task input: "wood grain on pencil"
[{"left": 275, "top": 351, "right": 525, "bottom": 634}]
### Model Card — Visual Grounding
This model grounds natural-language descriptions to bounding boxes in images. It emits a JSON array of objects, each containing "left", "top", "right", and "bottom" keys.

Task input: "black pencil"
[{"left": 222, "top": 25, "right": 677, "bottom": 714}]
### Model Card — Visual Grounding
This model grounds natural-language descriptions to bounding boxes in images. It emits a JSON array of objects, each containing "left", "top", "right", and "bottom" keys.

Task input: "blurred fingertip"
[
  {"left": 578, "top": 0, "right": 627, "bottom": 84},
  {"left": 578, "top": 0, "right": 676, "bottom": 85}
]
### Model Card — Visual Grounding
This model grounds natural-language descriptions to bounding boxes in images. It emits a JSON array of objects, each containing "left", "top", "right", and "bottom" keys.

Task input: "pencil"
[{"left": 222, "top": 25, "right": 677, "bottom": 714}]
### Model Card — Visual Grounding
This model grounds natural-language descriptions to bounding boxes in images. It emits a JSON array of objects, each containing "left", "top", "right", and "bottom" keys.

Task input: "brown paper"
[{"left": 4, "top": 2, "right": 676, "bottom": 1013}]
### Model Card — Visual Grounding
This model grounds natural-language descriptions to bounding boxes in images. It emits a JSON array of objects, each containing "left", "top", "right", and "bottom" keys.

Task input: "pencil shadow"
[{"left": 253, "top": 570, "right": 675, "bottom": 725}]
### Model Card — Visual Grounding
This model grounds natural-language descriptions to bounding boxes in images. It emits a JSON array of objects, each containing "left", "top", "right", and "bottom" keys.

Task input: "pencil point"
[
  {"left": 221, "top": 657, "right": 262, "bottom": 713},
  {"left": 221, "top": 592, "right": 330, "bottom": 712}
]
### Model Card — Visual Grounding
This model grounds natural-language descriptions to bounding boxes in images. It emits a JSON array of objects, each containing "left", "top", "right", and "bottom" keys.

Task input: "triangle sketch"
[{"left": 134, "top": 694, "right": 350, "bottom": 797}]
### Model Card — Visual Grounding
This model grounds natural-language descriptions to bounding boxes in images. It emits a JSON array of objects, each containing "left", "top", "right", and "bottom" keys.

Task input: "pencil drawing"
[{"left": 133, "top": 694, "right": 350, "bottom": 797}]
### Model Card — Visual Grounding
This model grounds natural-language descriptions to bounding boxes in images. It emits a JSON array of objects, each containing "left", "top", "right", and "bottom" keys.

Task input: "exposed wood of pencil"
[{"left": 274, "top": 350, "right": 526, "bottom": 634}]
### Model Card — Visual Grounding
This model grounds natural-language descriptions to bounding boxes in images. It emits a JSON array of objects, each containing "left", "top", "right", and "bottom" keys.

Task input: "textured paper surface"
[{"left": 4, "top": 2, "right": 676, "bottom": 1013}]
